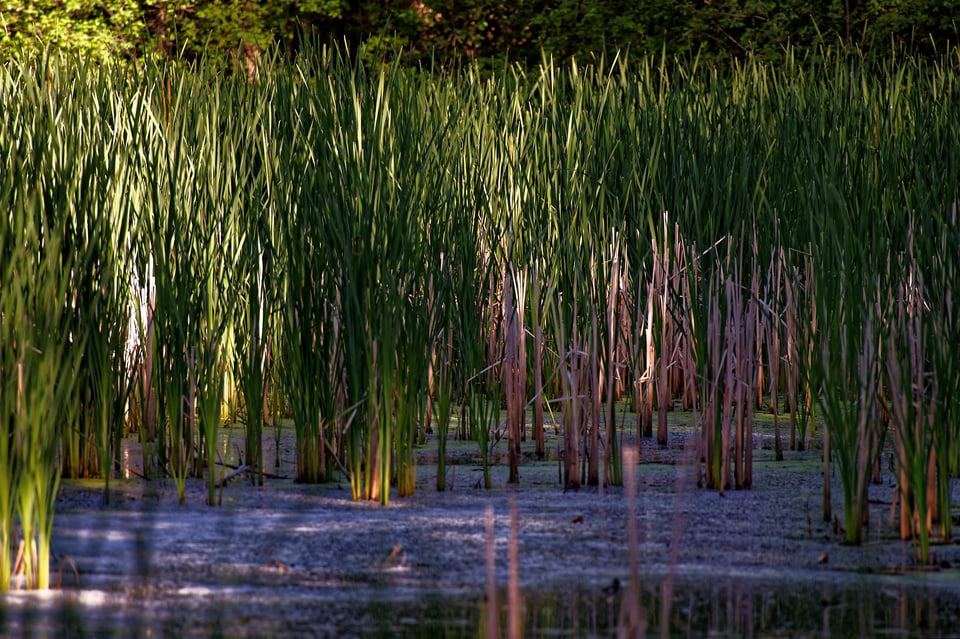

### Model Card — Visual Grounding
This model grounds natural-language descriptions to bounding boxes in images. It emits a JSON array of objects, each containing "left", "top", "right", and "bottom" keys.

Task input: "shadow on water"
[{"left": 3, "top": 576, "right": 960, "bottom": 637}]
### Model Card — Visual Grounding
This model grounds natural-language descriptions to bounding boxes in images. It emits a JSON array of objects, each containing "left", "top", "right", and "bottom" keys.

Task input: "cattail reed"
[{"left": 2, "top": 42, "right": 960, "bottom": 592}]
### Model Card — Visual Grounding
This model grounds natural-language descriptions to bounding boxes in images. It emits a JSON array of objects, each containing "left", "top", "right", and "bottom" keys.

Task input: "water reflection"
[
  {"left": 489, "top": 579, "right": 960, "bottom": 638},
  {"left": 1, "top": 577, "right": 959, "bottom": 637}
]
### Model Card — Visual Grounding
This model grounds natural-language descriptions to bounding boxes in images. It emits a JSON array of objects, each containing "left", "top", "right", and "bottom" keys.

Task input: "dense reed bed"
[{"left": 1, "top": 44, "right": 958, "bottom": 589}]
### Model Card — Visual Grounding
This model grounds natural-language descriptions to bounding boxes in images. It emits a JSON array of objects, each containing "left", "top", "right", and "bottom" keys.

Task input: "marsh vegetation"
[{"left": 1, "top": 41, "right": 959, "bottom": 635}]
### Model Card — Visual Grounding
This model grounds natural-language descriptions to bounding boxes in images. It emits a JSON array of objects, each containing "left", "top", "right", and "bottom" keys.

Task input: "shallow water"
[{"left": 3, "top": 429, "right": 960, "bottom": 637}]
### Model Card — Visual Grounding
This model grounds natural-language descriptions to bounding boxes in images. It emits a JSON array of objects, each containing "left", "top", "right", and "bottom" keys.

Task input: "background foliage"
[{"left": 1, "top": 0, "right": 958, "bottom": 67}]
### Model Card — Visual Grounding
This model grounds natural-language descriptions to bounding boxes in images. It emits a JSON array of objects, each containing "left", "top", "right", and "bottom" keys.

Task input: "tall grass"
[
  {"left": 1, "top": 52, "right": 93, "bottom": 588},
  {"left": 1, "top": 42, "right": 958, "bottom": 588}
]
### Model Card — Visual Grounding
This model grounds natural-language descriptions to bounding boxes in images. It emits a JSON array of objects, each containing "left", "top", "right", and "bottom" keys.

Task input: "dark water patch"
[{"left": 3, "top": 576, "right": 960, "bottom": 637}]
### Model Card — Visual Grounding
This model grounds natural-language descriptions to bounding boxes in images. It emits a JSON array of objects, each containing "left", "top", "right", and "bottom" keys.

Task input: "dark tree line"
[{"left": 1, "top": 1, "right": 958, "bottom": 68}]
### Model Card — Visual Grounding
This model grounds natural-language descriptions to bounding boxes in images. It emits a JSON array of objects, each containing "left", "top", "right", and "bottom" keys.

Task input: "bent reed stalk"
[{"left": 1, "top": 43, "right": 959, "bottom": 588}]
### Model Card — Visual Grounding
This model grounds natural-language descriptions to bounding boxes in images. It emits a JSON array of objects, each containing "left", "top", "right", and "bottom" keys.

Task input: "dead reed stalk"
[
  {"left": 643, "top": 273, "right": 656, "bottom": 440},
  {"left": 656, "top": 243, "right": 671, "bottom": 446},
  {"left": 604, "top": 238, "right": 623, "bottom": 487},
  {"left": 764, "top": 249, "right": 784, "bottom": 461},
  {"left": 532, "top": 262, "right": 546, "bottom": 459},
  {"left": 784, "top": 251, "right": 801, "bottom": 450},
  {"left": 502, "top": 265, "right": 521, "bottom": 484}
]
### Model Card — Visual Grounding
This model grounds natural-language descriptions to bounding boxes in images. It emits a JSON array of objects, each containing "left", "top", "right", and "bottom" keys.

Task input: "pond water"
[
  {"left": 3, "top": 568, "right": 960, "bottom": 637},
  {"left": 2, "top": 431, "right": 960, "bottom": 637}
]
